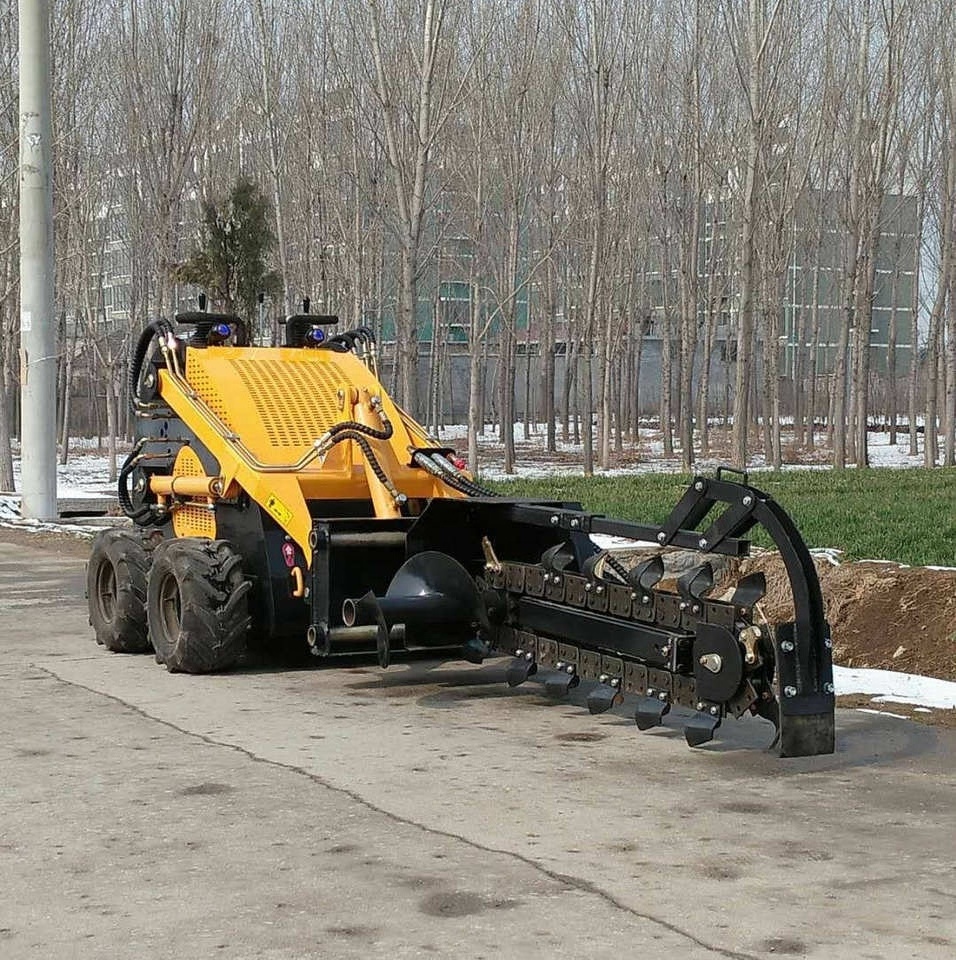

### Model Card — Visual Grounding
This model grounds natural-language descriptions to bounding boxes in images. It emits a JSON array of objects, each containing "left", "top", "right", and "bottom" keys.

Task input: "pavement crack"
[{"left": 37, "top": 664, "right": 759, "bottom": 960}]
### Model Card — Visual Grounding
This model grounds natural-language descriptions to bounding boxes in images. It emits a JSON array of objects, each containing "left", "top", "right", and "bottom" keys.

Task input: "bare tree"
[{"left": 356, "top": 0, "right": 467, "bottom": 415}]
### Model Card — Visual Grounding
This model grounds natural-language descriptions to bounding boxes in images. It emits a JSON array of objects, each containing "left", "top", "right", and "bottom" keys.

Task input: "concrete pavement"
[{"left": 1, "top": 538, "right": 954, "bottom": 959}]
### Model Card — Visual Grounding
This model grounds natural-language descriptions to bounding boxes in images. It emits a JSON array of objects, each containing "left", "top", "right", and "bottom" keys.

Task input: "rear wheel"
[
  {"left": 87, "top": 528, "right": 154, "bottom": 653},
  {"left": 147, "top": 538, "right": 251, "bottom": 673}
]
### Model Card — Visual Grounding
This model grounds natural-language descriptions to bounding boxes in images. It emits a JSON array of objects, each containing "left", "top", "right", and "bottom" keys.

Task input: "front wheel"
[
  {"left": 87, "top": 528, "right": 154, "bottom": 653},
  {"left": 147, "top": 538, "right": 251, "bottom": 673}
]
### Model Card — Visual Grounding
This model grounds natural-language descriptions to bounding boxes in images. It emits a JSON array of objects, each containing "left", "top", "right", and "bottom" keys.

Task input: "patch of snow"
[
  {"left": 834, "top": 665, "right": 956, "bottom": 710},
  {"left": 591, "top": 534, "right": 659, "bottom": 551},
  {"left": 856, "top": 707, "right": 912, "bottom": 720},
  {"left": 810, "top": 547, "right": 843, "bottom": 566}
]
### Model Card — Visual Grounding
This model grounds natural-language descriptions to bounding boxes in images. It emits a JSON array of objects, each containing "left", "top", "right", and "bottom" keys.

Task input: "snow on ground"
[
  {"left": 833, "top": 666, "right": 956, "bottom": 711},
  {"left": 1, "top": 448, "right": 120, "bottom": 534},
  {"left": 434, "top": 424, "right": 938, "bottom": 479},
  {"left": 6, "top": 450, "right": 119, "bottom": 500}
]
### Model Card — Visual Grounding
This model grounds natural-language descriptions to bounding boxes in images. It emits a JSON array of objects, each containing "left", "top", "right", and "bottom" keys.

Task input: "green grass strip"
[{"left": 486, "top": 468, "right": 956, "bottom": 567}]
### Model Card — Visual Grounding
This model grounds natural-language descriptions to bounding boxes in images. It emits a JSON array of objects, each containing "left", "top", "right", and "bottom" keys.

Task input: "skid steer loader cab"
[{"left": 86, "top": 307, "right": 835, "bottom": 758}]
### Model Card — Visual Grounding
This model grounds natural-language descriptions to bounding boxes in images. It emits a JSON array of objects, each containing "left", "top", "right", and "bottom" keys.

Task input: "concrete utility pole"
[{"left": 18, "top": 0, "right": 57, "bottom": 519}]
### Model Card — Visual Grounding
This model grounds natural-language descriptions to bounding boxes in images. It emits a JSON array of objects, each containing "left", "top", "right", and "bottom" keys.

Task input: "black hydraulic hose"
[
  {"left": 320, "top": 427, "right": 405, "bottom": 505},
  {"left": 129, "top": 320, "right": 174, "bottom": 404},
  {"left": 349, "top": 432, "right": 405, "bottom": 504},
  {"left": 326, "top": 410, "right": 393, "bottom": 443},
  {"left": 117, "top": 441, "right": 159, "bottom": 524},
  {"left": 412, "top": 452, "right": 483, "bottom": 498},
  {"left": 431, "top": 453, "right": 499, "bottom": 498}
]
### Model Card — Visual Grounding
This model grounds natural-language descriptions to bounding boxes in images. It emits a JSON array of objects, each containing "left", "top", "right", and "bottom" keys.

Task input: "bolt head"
[
  {"left": 599, "top": 674, "right": 608, "bottom": 683},
  {"left": 642, "top": 594, "right": 650, "bottom": 604},
  {"left": 781, "top": 640, "right": 795, "bottom": 653},
  {"left": 697, "top": 701, "right": 704, "bottom": 710},
  {"left": 658, "top": 691, "right": 668, "bottom": 702},
  {"left": 556, "top": 661, "right": 565, "bottom": 670},
  {"left": 679, "top": 601, "right": 688, "bottom": 611},
  {"left": 698, "top": 538, "right": 708, "bottom": 549},
  {"left": 515, "top": 649, "right": 524, "bottom": 657},
  {"left": 566, "top": 665, "right": 574, "bottom": 675},
  {"left": 694, "top": 480, "right": 704, "bottom": 491},
  {"left": 784, "top": 685, "right": 797, "bottom": 698},
  {"left": 709, "top": 705, "right": 719, "bottom": 716},
  {"left": 553, "top": 576, "right": 561, "bottom": 585},
  {"left": 596, "top": 585, "right": 604, "bottom": 594},
  {"left": 525, "top": 652, "right": 533, "bottom": 661},
  {"left": 550, "top": 515, "right": 559, "bottom": 525},
  {"left": 743, "top": 495, "right": 753, "bottom": 506},
  {"left": 570, "top": 518, "right": 580, "bottom": 529},
  {"left": 584, "top": 582, "right": 593, "bottom": 592},
  {"left": 630, "top": 591, "right": 638, "bottom": 601},
  {"left": 657, "top": 531, "right": 666, "bottom": 543},
  {"left": 610, "top": 678, "right": 620, "bottom": 688},
  {"left": 824, "top": 637, "right": 833, "bottom": 649},
  {"left": 647, "top": 688, "right": 655, "bottom": 696},
  {"left": 824, "top": 682, "right": 835, "bottom": 694},
  {"left": 692, "top": 604, "right": 700, "bottom": 614}
]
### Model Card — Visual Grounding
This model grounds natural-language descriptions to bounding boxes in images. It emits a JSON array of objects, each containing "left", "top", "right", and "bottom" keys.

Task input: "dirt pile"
[{"left": 740, "top": 554, "right": 956, "bottom": 682}]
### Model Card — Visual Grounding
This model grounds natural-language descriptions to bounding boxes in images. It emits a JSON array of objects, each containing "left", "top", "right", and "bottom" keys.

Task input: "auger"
[{"left": 86, "top": 307, "right": 834, "bottom": 757}]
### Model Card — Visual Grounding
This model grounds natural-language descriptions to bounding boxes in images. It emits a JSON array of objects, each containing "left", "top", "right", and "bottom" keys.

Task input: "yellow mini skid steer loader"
[{"left": 87, "top": 310, "right": 835, "bottom": 757}]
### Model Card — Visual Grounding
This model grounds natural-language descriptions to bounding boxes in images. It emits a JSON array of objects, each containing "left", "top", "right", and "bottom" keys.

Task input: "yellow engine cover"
[{"left": 157, "top": 344, "right": 464, "bottom": 562}]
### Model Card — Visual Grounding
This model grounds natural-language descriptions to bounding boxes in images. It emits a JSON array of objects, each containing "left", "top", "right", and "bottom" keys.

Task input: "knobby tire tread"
[
  {"left": 87, "top": 528, "right": 154, "bottom": 653},
  {"left": 148, "top": 537, "right": 251, "bottom": 674}
]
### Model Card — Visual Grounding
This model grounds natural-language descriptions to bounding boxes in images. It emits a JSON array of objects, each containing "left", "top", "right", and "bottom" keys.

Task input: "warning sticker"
[{"left": 265, "top": 493, "right": 293, "bottom": 526}]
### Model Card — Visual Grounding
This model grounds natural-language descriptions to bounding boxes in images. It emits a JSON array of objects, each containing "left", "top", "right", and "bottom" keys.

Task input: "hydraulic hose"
[
  {"left": 412, "top": 452, "right": 484, "bottom": 498},
  {"left": 117, "top": 440, "right": 164, "bottom": 524},
  {"left": 129, "top": 319, "right": 174, "bottom": 405},
  {"left": 325, "top": 407, "right": 393, "bottom": 443},
  {"left": 431, "top": 453, "right": 498, "bottom": 498}
]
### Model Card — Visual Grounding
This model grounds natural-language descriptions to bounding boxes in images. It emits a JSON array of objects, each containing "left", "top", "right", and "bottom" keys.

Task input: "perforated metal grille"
[
  {"left": 173, "top": 503, "right": 216, "bottom": 539},
  {"left": 171, "top": 447, "right": 216, "bottom": 539},
  {"left": 175, "top": 447, "right": 204, "bottom": 477},
  {"left": 230, "top": 357, "right": 346, "bottom": 448},
  {"left": 186, "top": 353, "right": 235, "bottom": 432}
]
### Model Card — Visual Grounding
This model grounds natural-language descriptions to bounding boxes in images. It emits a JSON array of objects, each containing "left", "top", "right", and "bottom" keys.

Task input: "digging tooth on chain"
[
  {"left": 544, "top": 660, "right": 580, "bottom": 698},
  {"left": 677, "top": 562, "right": 714, "bottom": 613},
  {"left": 586, "top": 675, "right": 623, "bottom": 715},
  {"left": 684, "top": 706, "right": 722, "bottom": 747},
  {"left": 627, "top": 555, "right": 665, "bottom": 595},
  {"left": 506, "top": 649, "right": 537, "bottom": 687},
  {"left": 634, "top": 688, "right": 671, "bottom": 730},
  {"left": 730, "top": 571, "right": 767, "bottom": 611}
]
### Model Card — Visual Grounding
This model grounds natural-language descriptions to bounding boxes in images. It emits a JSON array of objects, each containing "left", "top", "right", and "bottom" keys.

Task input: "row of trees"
[{"left": 1, "top": 0, "right": 955, "bottom": 489}]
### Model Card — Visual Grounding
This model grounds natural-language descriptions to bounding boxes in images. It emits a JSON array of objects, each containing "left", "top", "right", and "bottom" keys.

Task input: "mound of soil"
[{"left": 739, "top": 555, "right": 956, "bottom": 682}]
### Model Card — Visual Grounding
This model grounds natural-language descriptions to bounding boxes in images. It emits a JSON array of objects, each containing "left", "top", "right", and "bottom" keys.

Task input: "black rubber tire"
[
  {"left": 87, "top": 528, "right": 154, "bottom": 653},
  {"left": 147, "top": 538, "right": 251, "bottom": 673}
]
